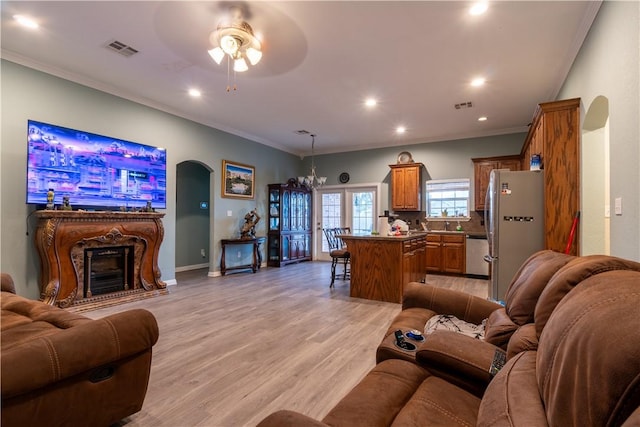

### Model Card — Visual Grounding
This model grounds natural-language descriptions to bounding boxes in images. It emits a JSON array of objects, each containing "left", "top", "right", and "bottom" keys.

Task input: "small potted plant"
[{"left": 441, "top": 209, "right": 448, "bottom": 217}]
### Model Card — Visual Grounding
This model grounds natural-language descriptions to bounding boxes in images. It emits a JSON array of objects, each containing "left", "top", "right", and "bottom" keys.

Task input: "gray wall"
[
  {"left": 557, "top": 0, "right": 639, "bottom": 261},
  {"left": 176, "top": 161, "right": 210, "bottom": 268},
  {"left": 1, "top": 60, "right": 300, "bottom": 299},
  {"left": 307, "top": 133, "right": 526, "bottom": 212}
]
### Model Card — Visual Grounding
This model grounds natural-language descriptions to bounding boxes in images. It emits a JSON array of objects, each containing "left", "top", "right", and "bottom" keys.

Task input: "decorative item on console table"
[
  {"left": 240, "top": 209, "right": 261, "bottom": 239},
  {"left": 33, "top": 210, "right": 167, "bottom": 311}
]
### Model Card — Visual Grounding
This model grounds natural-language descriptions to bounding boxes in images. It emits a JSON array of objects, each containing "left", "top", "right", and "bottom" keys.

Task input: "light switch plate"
[
  {"left": 614, "top": 197, "right": 622, "bottom": 215},
  {"left": 227, "top": 210, "right": 233, "bottom": 217}
]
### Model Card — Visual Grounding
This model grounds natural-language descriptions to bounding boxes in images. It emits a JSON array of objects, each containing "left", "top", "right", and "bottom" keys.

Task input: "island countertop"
[
  {"left": 340, "top": 233, "right": 427, "bottom": 303},
  {"left": 340, "top": 232, "right": 428, "bottom": 240}
]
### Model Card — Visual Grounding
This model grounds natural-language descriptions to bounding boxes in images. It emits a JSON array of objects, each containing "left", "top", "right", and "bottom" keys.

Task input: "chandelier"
[
  {"left": 208, "top": 6, "right": 262, "bottom": 90},
  {"left": 298, "top": 134, "right": 327, "bottom": 189}
]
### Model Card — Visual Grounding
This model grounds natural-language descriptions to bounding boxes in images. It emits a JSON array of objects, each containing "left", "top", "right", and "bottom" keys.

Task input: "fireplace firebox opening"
[{"left": 84, "top": 246, "right": 134, "bottom": 298}]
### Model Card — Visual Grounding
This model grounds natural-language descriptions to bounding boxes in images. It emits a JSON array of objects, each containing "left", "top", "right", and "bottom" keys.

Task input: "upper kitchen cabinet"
[
  {"left": 520, "top": 98, "right": 580, "bottom": 255},
  {"left": 390, "top": 163, "right": 424, "bottom": 211},
  {"left": 472, "top": 155, "right": 521, "bottom": 211}
]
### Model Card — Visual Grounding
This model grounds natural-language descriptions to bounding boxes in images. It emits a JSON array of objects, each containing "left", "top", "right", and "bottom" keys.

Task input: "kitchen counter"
[{"left": 340, "top": 233, "right": 427, "bottom": 303}]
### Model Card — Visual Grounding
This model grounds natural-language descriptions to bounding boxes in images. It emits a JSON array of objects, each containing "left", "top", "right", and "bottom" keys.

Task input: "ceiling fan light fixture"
[
  {"left": 208, "top": 46, "right": 225, "bottom": 64},
  {"left": 208, "top": 6, "right": 263, "bottom": 73},
  {"left": 246, "top": 47, "right": 262, "bottom": 65},
  {"left": 234, "top": 57, "right": 249, "bottom": 72}
]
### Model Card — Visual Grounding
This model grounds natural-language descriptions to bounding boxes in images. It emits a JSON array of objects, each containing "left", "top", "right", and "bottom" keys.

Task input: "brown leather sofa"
[
  {"left": 258, "top": 268, "right": 640, "bottom": 426},
  {"left": 1, "top": 273, "right": 159, "bottom": 427},
  {"left": 375, "top": 249, "right": 575, "bottom": 396}
]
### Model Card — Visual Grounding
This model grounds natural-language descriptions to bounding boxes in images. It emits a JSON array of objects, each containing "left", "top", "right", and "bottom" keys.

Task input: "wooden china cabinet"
[{"left": 267, "top": 179, "right": 312, "bottom": 267}]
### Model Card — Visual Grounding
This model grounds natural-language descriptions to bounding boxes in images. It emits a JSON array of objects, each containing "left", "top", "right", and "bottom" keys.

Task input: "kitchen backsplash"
[{"left": 390, "top": 211, "right": 486, "bottom": 234}]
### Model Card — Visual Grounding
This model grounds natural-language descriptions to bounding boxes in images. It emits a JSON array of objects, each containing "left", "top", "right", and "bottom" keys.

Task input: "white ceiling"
[{"left": 1, "top": 1, "right": 601, "bottom": 156}]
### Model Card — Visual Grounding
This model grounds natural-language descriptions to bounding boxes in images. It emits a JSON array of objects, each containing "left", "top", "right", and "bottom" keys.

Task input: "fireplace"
[
  {"left": 84, "top": 246, "right": 133, "bottom": 298},
  {"left": 33, "top": 211, "right": 167, "bottom": 310}
]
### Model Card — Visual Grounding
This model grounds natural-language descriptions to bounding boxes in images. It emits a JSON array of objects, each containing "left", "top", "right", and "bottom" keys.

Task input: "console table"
[{"left": 220, "top": 237, "right": 266, "bottom": 276}]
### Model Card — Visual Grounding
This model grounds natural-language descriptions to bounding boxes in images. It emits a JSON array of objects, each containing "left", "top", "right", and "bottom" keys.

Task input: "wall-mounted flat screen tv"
[{"left": 27, "top": 120, "right": 167, "bottom": 210}]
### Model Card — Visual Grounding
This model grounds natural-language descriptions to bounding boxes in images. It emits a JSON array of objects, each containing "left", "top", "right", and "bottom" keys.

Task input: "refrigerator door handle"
[{"left": 483, "top": 254, "right": 494, "bottom": 263}]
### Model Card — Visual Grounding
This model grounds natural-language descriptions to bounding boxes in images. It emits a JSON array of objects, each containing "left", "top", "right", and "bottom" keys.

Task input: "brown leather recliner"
[
  {"left": 377, "top": 250, "right": 576, "bottom": 364},
  {"left": 257, "top": 269, "right": 640, "bottom": 427},
  {"left": 1, "top": 273, "right": 160, "bottom": 427}
]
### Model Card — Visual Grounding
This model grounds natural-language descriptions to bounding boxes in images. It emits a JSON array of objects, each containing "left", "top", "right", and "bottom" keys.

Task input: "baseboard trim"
[{"left": 175, "top": 263, "right": 209, "bottom": 273}]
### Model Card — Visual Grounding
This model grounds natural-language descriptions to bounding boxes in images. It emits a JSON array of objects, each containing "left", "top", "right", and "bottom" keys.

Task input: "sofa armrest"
[
  {"left": 403, "top": 282, "right": 502, "bottom": 325},
  {"left": 1, "top": 308, "right": 159, "bottom": 398},
  {"left": 415, "top": 330, "right": 502, "bottom": 397},
  {"left": 257, "top": 410, "right": 329, "bottom": 427},
  {"left": 1, "top": 273, "right": 16, "bottom": 294}
]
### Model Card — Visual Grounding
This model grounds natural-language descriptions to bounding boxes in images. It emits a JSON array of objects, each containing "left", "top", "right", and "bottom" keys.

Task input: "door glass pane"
[
  {"left": 352, "top": 191, "right": 374, "bottom": 235},
  {"left": 321, "top": 192, "right": 342, "bottom": 252}
]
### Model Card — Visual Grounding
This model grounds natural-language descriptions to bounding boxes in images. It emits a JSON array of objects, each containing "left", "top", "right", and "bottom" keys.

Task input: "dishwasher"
[{"left": 466, "top": 234, "right": 489, "bottom": 277}]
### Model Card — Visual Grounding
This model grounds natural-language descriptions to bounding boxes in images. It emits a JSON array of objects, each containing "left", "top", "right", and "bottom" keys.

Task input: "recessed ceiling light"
[
  {"left": 396, "top": 126, "right": 406, "bottom": 134},
  {"left": 365, "top": 98, "right": 377, "bottom": 108},
  {"left": 478, "top": 116, "right": 488, "bottom": 122},
  {"left": 13, "top": 14, "right": 39, "bottom": 29},
  {"left": 471, "top": 77, "right": 486, "bottom": 87},
  {"left": 188, "top": 88, "right": 202, "bottom": 97},
  {"left": 469, "top": 2, "right": 489, "bottom": 16}
]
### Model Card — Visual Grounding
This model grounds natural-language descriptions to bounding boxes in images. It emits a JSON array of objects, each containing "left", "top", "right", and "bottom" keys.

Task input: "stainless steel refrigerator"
[{"left": 484, "top": 170, "right": 544, "bottom": 301}]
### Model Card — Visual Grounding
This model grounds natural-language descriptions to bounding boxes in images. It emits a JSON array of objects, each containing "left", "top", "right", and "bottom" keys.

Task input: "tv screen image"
[{"left": 27, "top": 120, "right": 167, "bottom": 209}]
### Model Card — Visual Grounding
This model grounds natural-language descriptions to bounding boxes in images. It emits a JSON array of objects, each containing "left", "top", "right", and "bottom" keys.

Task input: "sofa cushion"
[
  {"left": 483, "top": 308, "right": 516, "bottom": 348},
  {"left": 322, "top": 359, "right": 431, "bottom": 426},
  {"left": 502, "top": 250, "right": 575, "bottom": 325},
  {"left": 476, "top": 351, "right": 547, "bottom": 427},
  {"left": 1, "top": 292, "right": 91, "bottom": 348},
  {"left": 505, "top": 323, "right": 538, "bottom": 359},
  {"left": 534, "top": 255, "right": 640, "bottom": 337},
  {"left": 391, "top": 375, "right": 480, "bottom": 426},
  {"left": 537, "top": 270, "right": 640, "bottom": 426},
  {"left": 321, "top": 358, "right": 481, "bottom": 427}
]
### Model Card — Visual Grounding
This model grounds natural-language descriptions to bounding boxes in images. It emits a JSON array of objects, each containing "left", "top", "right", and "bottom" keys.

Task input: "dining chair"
[{"left": 323, "top": 227, "right": 351, "bottom": 287}]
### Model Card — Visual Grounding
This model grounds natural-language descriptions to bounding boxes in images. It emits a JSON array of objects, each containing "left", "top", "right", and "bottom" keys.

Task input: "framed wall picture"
[{"left": 222, "top": 160, "right": 255, "bottom": 199}]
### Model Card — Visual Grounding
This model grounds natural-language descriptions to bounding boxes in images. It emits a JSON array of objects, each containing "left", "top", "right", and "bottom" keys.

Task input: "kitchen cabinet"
[
  {"left": 426, "top": 233, "right": 465, "bottom": 274},
  {"left": 520, "top": 98, "right": 580, "bottom": 255},
  {"left": 389, "top": 163, "right": 424, "bottom": 211},
  {"left": 472, "top": 155, "right": 521, "bottom": 211},
  {"left": 267, "top": 180, "right": 312, "bottom": 267}
]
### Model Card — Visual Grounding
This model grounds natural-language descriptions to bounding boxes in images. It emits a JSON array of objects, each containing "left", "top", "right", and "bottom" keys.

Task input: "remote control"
[
  {"left": 393, "top": 330, "right": 416, "bottom": 351},
  {"left": 489, "top": 349, "right": 507, "bottom": 376},
  {"left": 394, "top": 330, "right": 405, "bottom": 346}
]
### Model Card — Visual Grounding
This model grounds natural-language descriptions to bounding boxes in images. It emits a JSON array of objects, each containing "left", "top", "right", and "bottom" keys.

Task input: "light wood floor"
[{"left": 86, "top": 262, "right": 488, "bottom": 427}]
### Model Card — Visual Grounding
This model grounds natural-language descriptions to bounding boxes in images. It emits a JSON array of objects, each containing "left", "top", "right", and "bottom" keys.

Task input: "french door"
[{"left": 314, "top": 184, "right": 380, "bottom": 261}]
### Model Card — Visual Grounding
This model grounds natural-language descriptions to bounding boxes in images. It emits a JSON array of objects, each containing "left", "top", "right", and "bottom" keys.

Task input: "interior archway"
[
  {"left": 175, "top": 161, "right": 214, "bottom": 276},
  {"left": 581, "top": 96, "right": 610, "bottom": 255}
]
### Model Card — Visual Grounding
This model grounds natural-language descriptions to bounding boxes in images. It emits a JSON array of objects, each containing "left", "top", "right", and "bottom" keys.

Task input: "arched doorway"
[
  {"left": 176, "top": 161, "right": 214, "bottom": 275},
  {"left": 581, "top": 96, "right": 610, "bottom": 255}
]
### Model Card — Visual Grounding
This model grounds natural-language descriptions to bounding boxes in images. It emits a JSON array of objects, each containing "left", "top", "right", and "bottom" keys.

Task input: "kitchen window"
[{"left": 426, "top": 179, "right": 470, "bottom": 218}]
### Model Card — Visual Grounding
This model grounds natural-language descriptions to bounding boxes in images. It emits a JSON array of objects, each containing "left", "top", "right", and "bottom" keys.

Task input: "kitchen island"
[{"left": 339, "top": 233, "right": 427, "bottom": 303}]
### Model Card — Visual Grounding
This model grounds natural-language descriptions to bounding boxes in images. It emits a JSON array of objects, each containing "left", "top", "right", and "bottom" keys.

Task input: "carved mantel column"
[{"left": 33, "top": 210, "right": 166, "bottom": 308}]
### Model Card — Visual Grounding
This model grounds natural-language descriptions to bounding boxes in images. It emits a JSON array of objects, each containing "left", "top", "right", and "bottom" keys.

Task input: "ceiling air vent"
[
  {"left": 454, "top": 101, "right": 473, "bottom": 110},
  {"left": 294, "top": 130, "right": 311, "bottom": 135},
  {"left": 105, "top": 40, "right": 139, "bottom": 57}
]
